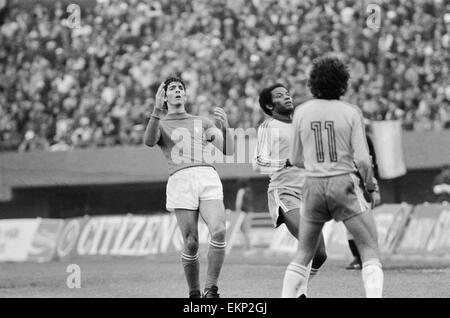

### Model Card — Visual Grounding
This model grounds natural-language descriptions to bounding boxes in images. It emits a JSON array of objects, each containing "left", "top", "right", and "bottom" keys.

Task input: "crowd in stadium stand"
[{"left": 0, "top": 0, "right": 449, "bottom": 152}]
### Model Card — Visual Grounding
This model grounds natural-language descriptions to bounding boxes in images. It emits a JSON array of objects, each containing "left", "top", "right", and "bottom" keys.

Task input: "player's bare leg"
[
  {"left": 199, "top": 199, "right": 227, "bottom": 298},
  {"left": 346, "top": 230, "right": 362, "bottom": 270},
  {"left": 280, "top": 208, "right": 299, "bottom": 237},
  {"left": 281, "top": 217, "right": 324, "bottom": 297},
  {"left": 174, "top": 209, "right": 201, "bottom": 298},
  {"left": 240, "top": 212, "right": 253, "bottom": 253},
  {"left": 343, "top": 210, "right": 383, "bottom": 298},
  {"left": 282, "top": 208, "right": 327, "bottom": 283}
]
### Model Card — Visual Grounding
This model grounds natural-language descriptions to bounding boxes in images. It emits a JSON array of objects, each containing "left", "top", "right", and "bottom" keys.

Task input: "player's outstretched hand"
[
  {"left": 213, "top": 107, "right": 229, "bottom": 129},
  {"left": 154, "top": 82, "right": 165, "bottom": 112}
]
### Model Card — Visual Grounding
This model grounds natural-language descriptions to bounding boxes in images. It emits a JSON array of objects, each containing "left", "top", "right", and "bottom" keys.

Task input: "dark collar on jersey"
[{"left": 164, "top": 112, "right": 191, "bottom": 120}]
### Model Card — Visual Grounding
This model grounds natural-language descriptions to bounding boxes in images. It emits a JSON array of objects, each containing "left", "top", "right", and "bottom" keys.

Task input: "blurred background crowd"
[{"left": 0, "top": 0, "right": 449, "bottom": 152}]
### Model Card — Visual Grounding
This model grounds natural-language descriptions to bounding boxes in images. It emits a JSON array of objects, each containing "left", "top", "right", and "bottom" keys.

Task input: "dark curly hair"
[
  {"left": 258, "top": 83, "right": 286, "bottom": 116},
  {"left": 307, "top": 56, "right": 350, "bottom": 100},
  {"left": 163, "top": 76, "right": 186, "bottom": 93}
]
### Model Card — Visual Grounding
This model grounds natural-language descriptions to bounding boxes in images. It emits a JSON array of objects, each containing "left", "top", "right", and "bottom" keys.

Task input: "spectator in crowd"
[
  {"left": 432, "top": 165, "right": 450, "bottom": 203},
  {"left": 0, "top": 0, "right": 450, "bottom": 152},
  {"left": 18, "top": 129, "right": 49, "bottom": 152}
]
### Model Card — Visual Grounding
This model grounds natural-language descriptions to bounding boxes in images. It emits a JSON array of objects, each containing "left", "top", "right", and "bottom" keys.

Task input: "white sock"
[
  {"left": 282, "top": 262, "right": 308, "bottom": 298},
  {"left": 296, "top": 262, "right": 312, "bottom": 297},
  {"left": 362, "top": 259, "right": 384, "bottom": 298}
]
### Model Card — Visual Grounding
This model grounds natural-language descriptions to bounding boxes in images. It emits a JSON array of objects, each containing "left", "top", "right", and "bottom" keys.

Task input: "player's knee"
[
  {"left": 185, "top": 235, "right": 199, "bottom": 254},
  {"left": 210, "top": 227, "right": 226, "bottom": 243}
]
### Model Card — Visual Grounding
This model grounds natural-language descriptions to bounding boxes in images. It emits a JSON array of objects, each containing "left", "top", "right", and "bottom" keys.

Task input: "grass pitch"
[{"left": 1, "top": 251, "right": 449, "bottom": 298}]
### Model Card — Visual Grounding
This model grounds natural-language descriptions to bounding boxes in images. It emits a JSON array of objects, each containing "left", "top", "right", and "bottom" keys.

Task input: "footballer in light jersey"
[
  {"left": 143, "top": 77, "right": 234, "bottom": 298},
  {"left": 253, "top": 84, "right": 327, "bottom": 296},
  {"left": 281, "top": 56, "right": 383, "bottom": 298}
]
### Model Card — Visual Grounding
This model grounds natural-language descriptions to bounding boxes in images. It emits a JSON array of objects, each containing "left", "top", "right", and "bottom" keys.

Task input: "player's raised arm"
[
  {"left": 289, "top": 108, "right": 305, "bottom": 169},
  {"left": 206, "top": 107, "right": 234, "bottom": 155},
  {"left": 143, "top": 83, "right": 164, "bottom": 147},
  {"left": 351, "top": 110, "right": 376, "bottom": 192}
]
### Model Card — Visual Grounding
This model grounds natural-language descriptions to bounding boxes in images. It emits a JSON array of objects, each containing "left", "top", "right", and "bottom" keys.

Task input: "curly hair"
[
  {"left": 163, "top": 76, "right": 186, "bottom": 93},
  {"left": 258, "top": 83, "right": 286, "bottom": 116},
  {"left": 307, "top": 56, "right": 350, "bottom": 100}
]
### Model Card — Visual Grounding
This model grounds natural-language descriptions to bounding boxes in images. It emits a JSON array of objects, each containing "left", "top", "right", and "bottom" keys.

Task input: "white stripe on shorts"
[{"left": 274, "top": 188, "right": 289, "bottom": 213}]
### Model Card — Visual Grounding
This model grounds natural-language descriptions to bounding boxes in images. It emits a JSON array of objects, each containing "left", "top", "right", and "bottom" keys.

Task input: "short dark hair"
[
  {"left": 258, "top": 83, "right": 286, "bottom": 116},
  {"left": 163, "top": 77, "right": 186, "bottom": 93},
  {"left": 162, "top": 77, "right": 186, "bottom": 110},
  {"left": 308, "top": 56, "right": 350, "bottom": 100}
]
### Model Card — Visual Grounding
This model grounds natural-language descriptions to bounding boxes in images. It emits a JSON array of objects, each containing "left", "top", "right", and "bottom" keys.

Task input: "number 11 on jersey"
[{"left": 311, "top": 121, "right": 337, "bottom": 163}]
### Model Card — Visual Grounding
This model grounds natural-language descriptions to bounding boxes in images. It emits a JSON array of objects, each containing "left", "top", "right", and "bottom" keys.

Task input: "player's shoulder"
[
  {"left": 258, "top": 117, "right": 274, "bottom": 129},
  {"left": 340, "top": 101, "right": 363, "bottom": 116},
  {"left": 295, "top": 100, "right": 312, "bottom": 109},
  {"left": 292, "top": 99, "right": 315, "bottom": 117}
]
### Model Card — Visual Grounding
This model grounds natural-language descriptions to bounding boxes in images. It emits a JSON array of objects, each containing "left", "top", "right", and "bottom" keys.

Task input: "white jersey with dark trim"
[{"left": 253, "top": 118, "right": 305, "bottom": 192}]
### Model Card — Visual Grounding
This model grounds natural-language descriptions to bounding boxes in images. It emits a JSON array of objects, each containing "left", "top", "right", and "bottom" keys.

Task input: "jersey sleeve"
[
  {"left": 202, "top": 117, "right": 220, "bottom": 141},
  {"left": 253, "top": 122, "right": 286, "bottom": 174},
  {"left": 351, "top": 110, "right": 375, "bottom": 190},
  {"left": 156, "top": 123, "right": 164, "bottom": 146},
  {"left": 351, "top": 110, "right": 371, "bottom": 164},
  {"left": 289, "top": 108, "right": 305, "bottom": 168}
]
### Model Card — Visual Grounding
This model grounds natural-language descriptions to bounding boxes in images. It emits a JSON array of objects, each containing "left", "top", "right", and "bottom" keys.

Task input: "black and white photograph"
[{"left": 0, "top": 0, "right": 449, "bottom": 302}]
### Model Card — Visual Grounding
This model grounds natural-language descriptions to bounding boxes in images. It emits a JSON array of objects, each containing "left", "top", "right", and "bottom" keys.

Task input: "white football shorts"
[{"left": 166, "top": 166, "right": 223, "bottom": 212}]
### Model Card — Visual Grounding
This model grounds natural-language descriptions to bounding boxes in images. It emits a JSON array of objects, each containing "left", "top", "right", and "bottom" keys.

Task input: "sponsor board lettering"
[
  {"left": 55, "top": 212, "right": 241, "bottom": 258},
  {"left": 426, "top": 210, "right": 450, "bottom": 253},
  {"left": 397, "top": 218, "right": 437, "bottom": 251},
  {"left": 27, "top": 220, "right": 64, "bottom": 262},
  {"left": 56, "top": 219, "right": 82, "bottom": 258},
  {"left": 382, "top": 205, "right": 411, "bottom": 253}
]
